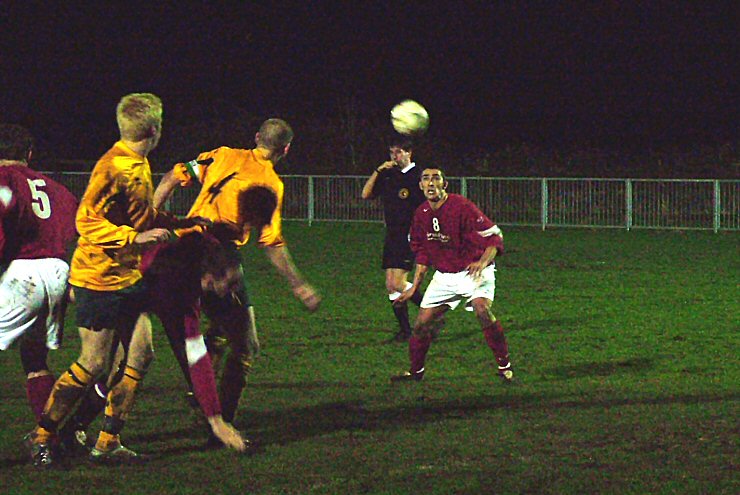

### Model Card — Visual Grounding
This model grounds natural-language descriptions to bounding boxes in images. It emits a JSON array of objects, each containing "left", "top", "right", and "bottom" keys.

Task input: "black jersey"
[{"left": 372, "top": 164, "right": 426, "bottom": 229}]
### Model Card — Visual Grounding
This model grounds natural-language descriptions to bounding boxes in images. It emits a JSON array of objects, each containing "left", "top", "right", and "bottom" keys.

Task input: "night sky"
[{"left": 1, "top": 2, "right": 737, "bottom": 160}]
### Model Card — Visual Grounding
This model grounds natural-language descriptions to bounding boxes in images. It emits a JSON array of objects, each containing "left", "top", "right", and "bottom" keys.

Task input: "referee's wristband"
[{"left": 375, "top": 168, "right": 382, "bottom": 173}]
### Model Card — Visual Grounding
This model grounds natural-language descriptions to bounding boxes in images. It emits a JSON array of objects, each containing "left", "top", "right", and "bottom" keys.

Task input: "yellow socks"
[{"left": 94, "top": 365, "right": 145, "bottom": 451}]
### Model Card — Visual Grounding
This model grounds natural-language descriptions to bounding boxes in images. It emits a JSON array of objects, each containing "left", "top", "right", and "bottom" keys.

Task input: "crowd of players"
[{"left": 0, "top": 92, "right": 512, "bottom": 468}]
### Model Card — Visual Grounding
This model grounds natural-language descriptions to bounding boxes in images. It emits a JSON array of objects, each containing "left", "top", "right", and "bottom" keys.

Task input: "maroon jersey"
[
  {"left": 0, "top": 165, "right": 78, "bottom": 263},
  {"left": 410, "top": 194, "right": 504, "bottom": 273}
]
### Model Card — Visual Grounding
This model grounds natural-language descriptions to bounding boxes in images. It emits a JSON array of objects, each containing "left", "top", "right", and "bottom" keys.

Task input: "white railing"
[{"left": 43, "top": 172, "right": 740, "bottom": 232}]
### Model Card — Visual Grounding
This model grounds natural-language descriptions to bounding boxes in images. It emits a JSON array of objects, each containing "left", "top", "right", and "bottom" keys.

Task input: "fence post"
[
  {"left": 541, "top": 178, "right": 548, "bottom": 230},
  {"left": 626, "top": 179, "right": 632, "bottom": 231},
  {"left": 713, "top": 180, "right": 720, "bottom": 233},
  {"left": 461, "top": 177, "right": 467, "bottom": 198},
  {"left": 307, "top": 175, "right": 314, "bottom": 226}
]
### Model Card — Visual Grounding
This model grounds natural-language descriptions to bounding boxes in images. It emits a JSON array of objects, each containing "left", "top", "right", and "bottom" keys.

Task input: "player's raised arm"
[
  {"left": 361, "top": 160, "right": 394, "bottom": 199},
  {"left": 153, "top": 169, "right": 179, "bottom": 209}
]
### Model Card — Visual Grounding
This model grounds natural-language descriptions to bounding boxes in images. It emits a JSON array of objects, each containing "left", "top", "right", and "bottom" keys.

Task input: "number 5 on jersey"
[{"left": 27, "top": 178, "right": 51, "bottom": 219}]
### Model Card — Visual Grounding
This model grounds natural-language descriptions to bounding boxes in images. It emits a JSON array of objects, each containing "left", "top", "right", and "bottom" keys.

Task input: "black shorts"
[
  {"left": 73, "top": 280, "right": 149, "bottom": 335},
  {"left": 382, "top": 228, "right": 415, "bottom": 271}
]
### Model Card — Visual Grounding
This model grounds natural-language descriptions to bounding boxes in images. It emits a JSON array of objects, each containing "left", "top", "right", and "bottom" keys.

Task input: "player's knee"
[
  {"left": 137, "top": 344, "right": 155, "bottom": 371},
  {"left": 125, "top": 339, "right": 154, "bottom": 371},
  {"left": 471, "top": 299, "right": 490, "bottom": 316},
  {"left": 77, "top": 352, "right": 108, "bottom": 377},
  {"left": 412, "top": 321, "right": 432, "bottom": 339}
]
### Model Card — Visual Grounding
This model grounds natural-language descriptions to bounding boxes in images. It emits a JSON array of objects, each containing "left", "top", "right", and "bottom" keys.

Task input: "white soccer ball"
[{"left": 391, "top": 100, "right": 429, "bottom": 135}]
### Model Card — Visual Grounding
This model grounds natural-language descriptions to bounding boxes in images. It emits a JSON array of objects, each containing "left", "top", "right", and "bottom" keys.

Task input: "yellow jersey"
[
  {"left": 173, "top": 146, "right": 285, "bottom": 248},
  {"left": 69, "top": 141, "right": 169, "bottom": 291}
]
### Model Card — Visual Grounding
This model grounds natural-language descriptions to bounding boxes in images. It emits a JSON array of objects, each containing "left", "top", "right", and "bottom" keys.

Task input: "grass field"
[{"left": 1, "top": 223, "right": 738, "bottom": 494}]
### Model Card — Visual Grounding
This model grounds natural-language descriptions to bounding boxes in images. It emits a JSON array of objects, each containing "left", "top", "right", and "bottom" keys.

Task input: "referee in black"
[{"left": 361, "top": 137, "right": 426, "bottom": 341}]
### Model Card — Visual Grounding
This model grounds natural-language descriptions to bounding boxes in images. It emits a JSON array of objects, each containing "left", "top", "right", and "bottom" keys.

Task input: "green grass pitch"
[{"left": 1, "top": 223, "right": 737, "bottom": 494}]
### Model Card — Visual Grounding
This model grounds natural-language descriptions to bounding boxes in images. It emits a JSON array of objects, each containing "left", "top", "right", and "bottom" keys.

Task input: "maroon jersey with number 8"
[
  {"left": 0, "top": 165, "right": 78, "bottom": 262},
  {"left": 410, "top": 194, "right": 504, "bottom": 273}
]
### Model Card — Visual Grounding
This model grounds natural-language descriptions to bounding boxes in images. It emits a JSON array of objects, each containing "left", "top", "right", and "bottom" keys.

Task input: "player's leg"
[
  {"left": 30, "top": 325, "right": 115, "bottom": 467},
  {"left": 392, "top": 270, "right": 464, "bottom": 382},
  {"left": 20, "top": 338, "right": 55, "bottom": 423},
  {"left": 392, "top": 305, "right": 449, "bottom": 381},
  {"left": 178, "top": 308, "right": 247, "bottom": 452},
  {"left": 58, "top": 340, "right": 125, "bottom": 453},
  {"left": 468, "top": 265, "right": 513, "bottom": 381},
  {"left": 203, "top": 285, "right": 256, "bottom": 427},
  {"left": 218, "top": 305, "right": 257, "bottom": 425},
  {"left": 471, "top": 297, "right": 512, "bottom": 380},
  {"left": 386, "top": 268, "right": 413, "bottom": 341},
  {"left": 0, "top": 260, "right": 60, "bottom": 423},
  {"left": 90, "top": 313, "right": 153, "bottom": 462}
]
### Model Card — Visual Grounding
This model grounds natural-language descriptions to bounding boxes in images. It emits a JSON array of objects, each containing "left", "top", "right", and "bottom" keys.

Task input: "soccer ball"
[{"left": 391, "top": 100, "right": 429, "bottom": 135}]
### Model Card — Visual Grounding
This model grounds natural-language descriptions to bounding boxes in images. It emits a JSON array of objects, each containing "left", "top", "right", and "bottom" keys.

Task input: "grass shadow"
[
  {"left": 549, "top": 357, "right": 654, "bottom": 379},
  {"left": 234, "top": 388, "right": 740, "bottom": 451}
]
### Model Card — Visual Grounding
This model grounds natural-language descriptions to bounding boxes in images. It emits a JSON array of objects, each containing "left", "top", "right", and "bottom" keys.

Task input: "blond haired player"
[
  {"left": 154, "top": 118, "right": 321, "bottom": 443},
  {"left": 28, "top": 93, "right": 237, "bottom": 467}
]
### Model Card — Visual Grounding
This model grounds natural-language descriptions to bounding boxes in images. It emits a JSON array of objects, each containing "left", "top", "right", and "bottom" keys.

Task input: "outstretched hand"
[
  {"left": 188, "top": 216, "right": 213, "bottom": 228},
  {"left": 293, "top": 283, "right": 321, "bottom": 312},
  {"left": 466, "top": 260, "right": 488, "bottom": 279},
  {"left": 134, "top": 228, "right": 172, "bottom": 244},
  {"left": 207, "top": 416, "right": 248, "bottom": 452},
  {"left": 394, "top": 286, "right": 416, "bottom": 306}
]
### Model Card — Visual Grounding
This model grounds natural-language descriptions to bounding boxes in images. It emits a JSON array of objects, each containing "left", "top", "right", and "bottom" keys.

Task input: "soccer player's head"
[
  {"left": 237, "top": 186, "right": 278, "bottom": 231},
  {"left": 0, "top": 124, "right": 33, "bottom": 162},
  {"left": 255, "top": 118, "right": 293, "bottom": 162},
  {"left": 420, "top": 167, "right": 448, "bottom": 203},
  {"left": 388, "top": 137, "right": 413, "bottom": 166},
  {"left": 116, "top": 93, "right": 163, "bottom": 147},
  {"left": 200, "top": 236, "right": 243, "bottom": 297}
]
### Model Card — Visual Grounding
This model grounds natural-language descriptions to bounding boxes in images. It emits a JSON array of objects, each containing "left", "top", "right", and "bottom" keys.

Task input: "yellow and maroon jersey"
[
  {"left": 69, "top": 141, "right": 167, "bottom": 291},
  {"left": 173, "top": 146, "right": 285, "bottom": 248}
]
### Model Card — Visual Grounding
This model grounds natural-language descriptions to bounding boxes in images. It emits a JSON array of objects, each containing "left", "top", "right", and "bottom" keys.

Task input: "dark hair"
[
  {"left": 199, "top": 234, "right": 240, "bottom": 278},
  {"left": 422, "top": 167, "right": 446, "bottom": 181},
  {"left": 387, "top": 136, "right": 414, "bottom": 152},
  {"left": 0, "top": 124, "right": 33, "bottom": 161}
]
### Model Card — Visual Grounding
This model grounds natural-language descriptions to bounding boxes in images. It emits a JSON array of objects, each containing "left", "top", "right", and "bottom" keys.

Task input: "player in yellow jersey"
[
  {"left": 154, "top": 118, "right": 321, "bottom": 440},
  {"left": 29, "top": 93, "right": 198, "bottom": 467}
]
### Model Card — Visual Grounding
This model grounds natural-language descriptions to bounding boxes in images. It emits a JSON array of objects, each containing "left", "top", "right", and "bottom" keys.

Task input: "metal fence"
[{"left": 42, "top": 172, "right": 740, "bottom": 232}]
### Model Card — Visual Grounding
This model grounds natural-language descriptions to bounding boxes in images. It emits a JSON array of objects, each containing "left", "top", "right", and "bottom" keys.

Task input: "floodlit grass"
[{"left": 1, "top": 223, "right": 737, "bottom": 494}]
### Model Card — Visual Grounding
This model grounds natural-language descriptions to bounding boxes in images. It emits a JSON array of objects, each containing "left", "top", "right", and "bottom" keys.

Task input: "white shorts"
[
  {"left": 420, "top": 264, "right": 496, "bottom": 311},
  {"left": 0, "top": 258, "right": 69, "bottom": 351}
]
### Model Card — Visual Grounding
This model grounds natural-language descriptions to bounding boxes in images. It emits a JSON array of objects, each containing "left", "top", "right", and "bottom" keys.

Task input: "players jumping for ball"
[{"left": 153, "top": 118, "right": 321, "bottom": 444}]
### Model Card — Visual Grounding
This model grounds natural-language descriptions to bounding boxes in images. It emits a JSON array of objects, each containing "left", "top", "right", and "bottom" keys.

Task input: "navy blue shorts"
[{"left": 72, "top": 280, "right": 149, "bottom": 335}]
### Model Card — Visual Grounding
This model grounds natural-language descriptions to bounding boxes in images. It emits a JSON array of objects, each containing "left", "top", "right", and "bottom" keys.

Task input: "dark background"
[{"left": 1, "top": 2, "right": 737, "bottom": 176}]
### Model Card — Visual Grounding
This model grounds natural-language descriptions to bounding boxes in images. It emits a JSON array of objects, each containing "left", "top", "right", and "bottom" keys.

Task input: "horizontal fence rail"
[{"left": 41, "top": 172, "right": 739, "bottom": 232}]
